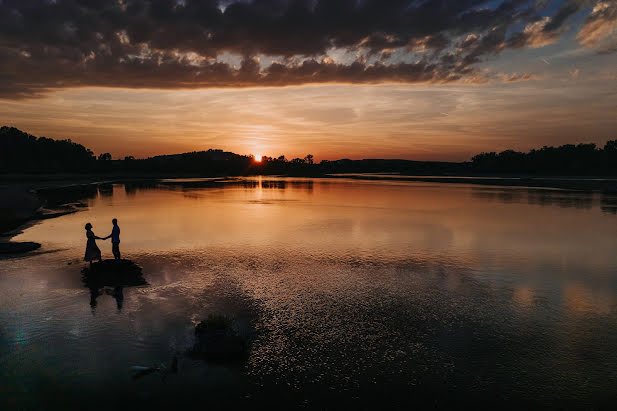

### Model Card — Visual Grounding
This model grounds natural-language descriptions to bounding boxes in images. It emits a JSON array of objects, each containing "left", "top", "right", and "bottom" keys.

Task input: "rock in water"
[
  {"left": 81, "top": 259, "right": 147, "bottom": 288},
  {"left": 190, "top": 315, "right": 247, "bottom": 362},
  {"left": 0, "top": 241, "right": 41, "bottom": 254}
]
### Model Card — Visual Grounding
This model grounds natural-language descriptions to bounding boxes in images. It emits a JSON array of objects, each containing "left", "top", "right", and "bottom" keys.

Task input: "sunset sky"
[{"left": 1, "top": 0, "right": 616, "bottom": 161}]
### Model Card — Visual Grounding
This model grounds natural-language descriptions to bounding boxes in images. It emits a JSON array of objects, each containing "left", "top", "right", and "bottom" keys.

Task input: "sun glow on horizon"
[{"left": 254, "top": 154, "right": 262, "bottom": 162}]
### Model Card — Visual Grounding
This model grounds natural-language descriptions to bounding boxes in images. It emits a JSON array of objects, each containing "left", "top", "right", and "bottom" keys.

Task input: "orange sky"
[{"left": 2, "top": 75, "right": 617, "bottom": 162}]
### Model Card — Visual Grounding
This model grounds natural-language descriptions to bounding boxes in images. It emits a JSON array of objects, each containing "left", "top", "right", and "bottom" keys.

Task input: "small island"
[{"left": 81, "top": 259, "right": 147, "bottom": 288}]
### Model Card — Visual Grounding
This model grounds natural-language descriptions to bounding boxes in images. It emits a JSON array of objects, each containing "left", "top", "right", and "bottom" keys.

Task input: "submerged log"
[
  {"left": 81, "top": 259, "right": 147, "bottom": 288},
  {"left": 189, "top": 315, "right": 248, "bottom": 362}
]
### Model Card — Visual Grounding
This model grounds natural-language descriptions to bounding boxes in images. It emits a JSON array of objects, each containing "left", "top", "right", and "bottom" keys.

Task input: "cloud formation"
[
  {"left": 497, "top": 72, "right": 542, "bottom": 82},
  {"left": 0, "top": 0, "right": 606, "bottom": 98},
  {"left": 577, "top": 1, "right": 617, "bottom": 53},
  {"left": 507, "top": 17, "right": 560, "bottom": 48}
]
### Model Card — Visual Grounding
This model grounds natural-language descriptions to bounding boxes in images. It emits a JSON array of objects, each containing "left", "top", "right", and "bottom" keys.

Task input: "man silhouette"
[{"left": 105, "top": 218, "right": 121, "bottom": 259}]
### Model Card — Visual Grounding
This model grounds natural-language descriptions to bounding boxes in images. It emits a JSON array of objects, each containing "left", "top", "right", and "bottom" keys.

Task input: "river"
[{"left": 2, "top": 177, "right": 617, "bottom": 408}]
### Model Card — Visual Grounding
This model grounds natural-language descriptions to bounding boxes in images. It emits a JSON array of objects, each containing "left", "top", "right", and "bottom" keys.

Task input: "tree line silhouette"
[
  {"left": 471, "top": 142, "right": 617, "bottom": 175},
  {"left": 2, "top": 126, "right": 616, "bottom": 176},
  {"left": 1, "top": 126, "right": 95, "bottom": 173}
]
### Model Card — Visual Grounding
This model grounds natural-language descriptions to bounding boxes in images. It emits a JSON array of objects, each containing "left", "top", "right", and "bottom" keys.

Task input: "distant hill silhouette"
[
  {"left": 138, "top": 149, "right": 254, "bottom": 175},
  {"left": 1, "top": 126, "right": 616, "bottom": 176}
]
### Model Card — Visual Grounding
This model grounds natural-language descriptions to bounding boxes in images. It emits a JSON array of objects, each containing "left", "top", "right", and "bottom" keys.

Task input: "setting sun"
[{"left": 254, "top": 155, "right": 262, "bottom": 162}]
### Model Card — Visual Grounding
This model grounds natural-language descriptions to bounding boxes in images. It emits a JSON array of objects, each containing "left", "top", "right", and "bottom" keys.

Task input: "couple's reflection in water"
[
  {"left": 89, "top": 286, "right": 124, "bottom": 313},
  {"left": 81, "top": 258, "right": 147, "bottom": 314}
]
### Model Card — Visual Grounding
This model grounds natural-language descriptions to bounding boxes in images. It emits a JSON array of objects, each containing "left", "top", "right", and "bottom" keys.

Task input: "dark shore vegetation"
[
  {"left": 471, "top": 142, "right": 617, "bottom": 175},
  {"left": 3, "top": 125, "right": 616, "bottom": 177}
]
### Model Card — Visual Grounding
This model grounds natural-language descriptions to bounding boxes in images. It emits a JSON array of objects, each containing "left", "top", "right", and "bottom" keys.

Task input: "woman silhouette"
[{"left": 84, "top": 223, "right": 104, "bottom": 265}]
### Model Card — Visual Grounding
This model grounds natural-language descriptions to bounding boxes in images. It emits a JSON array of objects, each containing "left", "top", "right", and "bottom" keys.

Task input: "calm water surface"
[{"left": 2, "top": 178, "right": 617, "bottom": 408}]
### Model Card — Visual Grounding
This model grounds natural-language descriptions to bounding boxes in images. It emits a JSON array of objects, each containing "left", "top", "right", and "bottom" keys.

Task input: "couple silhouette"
[{"left": 84, "top": 218, "right": 121, "bottom": 264}]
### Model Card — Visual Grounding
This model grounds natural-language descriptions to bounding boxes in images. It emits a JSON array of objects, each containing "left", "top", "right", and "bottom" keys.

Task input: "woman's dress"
[{"left": 84, "top": 230, "right": 101, "bottom": 262}]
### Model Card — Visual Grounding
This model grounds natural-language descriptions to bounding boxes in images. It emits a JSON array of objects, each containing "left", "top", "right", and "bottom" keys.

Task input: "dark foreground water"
[{"left": 2, "top": 178, "right": 617, "bottom": 409}]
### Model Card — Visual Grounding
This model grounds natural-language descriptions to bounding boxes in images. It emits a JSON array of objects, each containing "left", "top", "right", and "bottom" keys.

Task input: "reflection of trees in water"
[
  {"left": 98, "top": 183, "right": 114, "bottom": 197},
  {"left": 123, "top": 182, "right": 160, "bottom": 197},
  {"left": 260, "top": 180, "right": 285, "bottom": 189},
  {"left": 601, "top": 195, "right": 617, "bottom": 214},
  {"left": 291, "top": 180, "right": 313, "bottom": 193},
  {"left": 471, "top": 189, "right": 525, "bottom": 204},
  {"left": 471, "top": 188, "right": 607, "bottom": 212},
  {"left": 526, "top": 190, "right": 593, "bottom": 210},
  {"left": 152, "top": 178, "right": 315, "bottom": 194},
  {"left": 37, "top": 184, "right": 98, "bottom": 207},
  {"left": 124, "top": 184, "right": 137, "bottom": 197},
  {"left": 239, "top": 180, "right": 261, "bottom": 189}
]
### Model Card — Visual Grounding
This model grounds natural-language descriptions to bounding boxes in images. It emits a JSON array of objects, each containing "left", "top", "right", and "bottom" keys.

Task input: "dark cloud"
[
  {"left": 0, "top": 0, "right": 601, "bottom": 98},
  {"left": 543, "top": 0, "right": 587, "bottom": 32},
  {"left": 506, "top": 0, "right": 590, "bottom": 49}
]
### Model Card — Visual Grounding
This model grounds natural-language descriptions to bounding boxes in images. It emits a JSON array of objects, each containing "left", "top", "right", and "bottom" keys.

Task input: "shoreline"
[
  {"left": 0, "top": 185, "right": 43, "bottom": 255},
  {"left": 0, "top": 178, "right": 107, "bottom": 256}
]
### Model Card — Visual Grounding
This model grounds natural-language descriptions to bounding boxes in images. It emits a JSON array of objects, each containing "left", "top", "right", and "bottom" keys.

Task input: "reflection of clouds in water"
[
  {"left": 512, "top": 281, "right": 617, "bottom": 315},
  {"left": 563, "top": 283, "right": 616, "bottom": 314},
  {"left": 415, "top": 222, "right": 454, "bottom": 249},
  {"left": 513, "top": 286, "right": 535, "bottom": 308}
]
